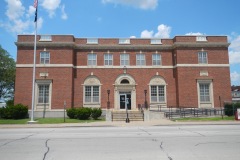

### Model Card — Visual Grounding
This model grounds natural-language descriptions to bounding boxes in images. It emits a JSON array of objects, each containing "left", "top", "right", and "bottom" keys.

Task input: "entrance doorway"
[{"left": 119, "top": 93, "right": 131, "bottom": 110}]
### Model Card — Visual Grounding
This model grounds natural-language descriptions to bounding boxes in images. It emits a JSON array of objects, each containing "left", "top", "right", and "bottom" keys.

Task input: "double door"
[{"left": 119, "top": 93, "right": 131, "bottom": 110}]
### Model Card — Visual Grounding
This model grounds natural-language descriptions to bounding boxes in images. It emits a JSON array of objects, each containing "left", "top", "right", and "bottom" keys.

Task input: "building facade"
[{"left": 15, "top": 35, "right": 232, "bottom": 114}]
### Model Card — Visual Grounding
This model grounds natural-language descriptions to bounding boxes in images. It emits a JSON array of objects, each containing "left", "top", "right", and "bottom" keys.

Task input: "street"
[{"left": 0, "top": 125, "right": 240, "bottom": 160}]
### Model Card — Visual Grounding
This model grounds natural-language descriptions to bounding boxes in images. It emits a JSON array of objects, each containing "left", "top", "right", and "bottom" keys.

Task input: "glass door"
[{"left": 120, "top": 94, "right": 126, "bottom": 109}]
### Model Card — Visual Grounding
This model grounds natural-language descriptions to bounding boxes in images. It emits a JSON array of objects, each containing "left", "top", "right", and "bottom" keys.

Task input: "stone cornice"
[{"left": 15, "top": 42, "right": 230, "bottom": 50}]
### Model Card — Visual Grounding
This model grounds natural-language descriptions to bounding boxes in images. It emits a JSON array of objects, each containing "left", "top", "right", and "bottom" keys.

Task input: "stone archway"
[{"left": 113, "top": 74, "right": 137, "bottom": 110}]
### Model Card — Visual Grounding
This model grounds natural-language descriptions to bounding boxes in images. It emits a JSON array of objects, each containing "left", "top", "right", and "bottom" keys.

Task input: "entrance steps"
[{"left": 112, "top": 110, "right": 144, "bottom": 121}]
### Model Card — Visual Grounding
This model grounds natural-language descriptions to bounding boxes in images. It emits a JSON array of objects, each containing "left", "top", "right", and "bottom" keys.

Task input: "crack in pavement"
[
  {"left": 0, "top": 134, "right": 35, "bottom": 148},
  {"left": 195, "top": 142, "right": 228, "bottom": 146},
  {"left": 160, "top": 142, "right": 173, "bottom": 160},
  {"left": 178, "top": 127, "right": 205, "bottom": 137},
  {"left": 138, "top": 128, "right": 152, "bottom": 135},
  {"left": 43, "top": 139, "right": 50, "bottom": 160}
]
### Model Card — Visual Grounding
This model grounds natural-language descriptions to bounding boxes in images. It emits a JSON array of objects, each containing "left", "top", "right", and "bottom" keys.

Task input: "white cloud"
[
  {"left": 140, "top": 24, "right": 171, "bottom": 38},
  {"left": 61, "top": 4, "right": 68, "bottom": 20},
  {"left": 229, "top": 34, "right": 240, "bottom": 65},
  {"left": 185, "top": 32, "right": 204, "bottom": 35},
  {"left": 231, "top": 71, "right": 240, "bottom": 84},
  {"left": 5, "top": 0, "right": 25, "bottom": 21},
  {"left": 141, "top": 30, "right": 154, "bottom": 38},
  {"left": 26, "top": 6, "right": 36, "bottom": 18},
  {"left": 102, "top": 0, "right": 158, "bottom": 10},
  {"left": 130, "top": 36, "right": 136, "bottom": 38},
  {"left": 41, "top": 0, "right": 61, "bottom": 18},
  {"left": 229, "top": 51, "right": 240, "bottom": 65}
]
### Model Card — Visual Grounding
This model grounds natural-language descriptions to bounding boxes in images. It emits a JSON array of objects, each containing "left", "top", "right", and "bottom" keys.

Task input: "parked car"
[{"left": 0, "top": 100, "right": 6, "bottom": 108}]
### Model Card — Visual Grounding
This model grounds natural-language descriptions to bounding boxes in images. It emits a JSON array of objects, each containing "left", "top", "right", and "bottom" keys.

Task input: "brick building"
[{"left": 15, "top": 35, "right": 232, "bottom": 116}]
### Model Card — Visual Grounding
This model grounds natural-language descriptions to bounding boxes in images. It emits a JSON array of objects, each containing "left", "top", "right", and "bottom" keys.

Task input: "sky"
[{"left": 0, "top": 0, "right": 240, "bottom": 85}]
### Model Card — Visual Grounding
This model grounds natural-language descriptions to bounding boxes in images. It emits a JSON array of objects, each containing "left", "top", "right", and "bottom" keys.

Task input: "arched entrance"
[{"left": 114, "top": 74, "right": 137, "bottom": 110}]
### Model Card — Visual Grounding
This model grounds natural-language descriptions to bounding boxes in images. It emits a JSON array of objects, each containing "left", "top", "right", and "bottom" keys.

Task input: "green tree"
[{"left": 0, "top": 45, "right": 15, "bottom": 99}]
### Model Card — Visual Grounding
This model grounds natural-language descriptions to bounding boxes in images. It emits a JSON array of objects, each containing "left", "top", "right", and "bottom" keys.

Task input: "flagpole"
[{"left": 29, "top": 5, "right": 38, "bottom": 123}]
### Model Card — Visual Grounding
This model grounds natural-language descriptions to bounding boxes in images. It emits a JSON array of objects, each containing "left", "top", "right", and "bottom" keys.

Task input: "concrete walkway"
[{"left": 0, "top": 119, "right": 240, "bottom": 128}]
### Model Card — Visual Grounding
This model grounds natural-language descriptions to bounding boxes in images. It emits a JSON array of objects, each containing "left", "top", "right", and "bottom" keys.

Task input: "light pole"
[
  {"left": 144, "top": 89, "right": 147, "bottom": 109},
  {"left": 219, "top": 96, "right": 223, "bottom": 119},
  {"left": 107, "top": 90, "right": 110, "bottom": 109}
]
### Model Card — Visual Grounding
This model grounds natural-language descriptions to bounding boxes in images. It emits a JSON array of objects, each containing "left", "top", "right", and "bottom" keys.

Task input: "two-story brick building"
[{"left": 14, "top": 35, "right": 232, "bottom": 116}]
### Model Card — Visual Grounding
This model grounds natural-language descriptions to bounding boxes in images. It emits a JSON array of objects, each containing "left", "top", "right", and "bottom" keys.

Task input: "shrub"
[
  {"left": 6, "top": 99, "right": 14, "bottom": 107},
  {"left": 76, "top": 107, "right": 92, "bottom": 120},
  {"left": 224, "top": 103, "right": 240, "bottom": 116},
  {"left": 1, "top": 104, "right": 28, "bottom": 119},
  {"left": 91, "top": 108, "right": 102, "bottom": 120},
  {"left": 67, "top": 108, "right": 77, "bottom": 119}
]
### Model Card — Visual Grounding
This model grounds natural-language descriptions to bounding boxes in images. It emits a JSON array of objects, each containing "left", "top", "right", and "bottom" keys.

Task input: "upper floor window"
[
  {"left": 152, "top": 53, "right": 161, "bottom": 66},
  {"left": 87, "top": 38, "right": 98, "bottom": 44},
  {"left": 151, "top": 39, "right": 162, "bottom": 44},
  {"left": 119, "top": 38, "right": 130, "bottom": 44},
  {"left": 196, "top": 36, "right": 207, "bottom": 42},
  {"left": 40, "top": 52, "right": 50, "bottom": 64},
  {"left": 198, "top": 51, "right": 208, "bottom": 64},
  {"left": 88, "top": 52, "right": 97, "bottom": 66},
  {"left": 136, "top": 53, "right": 146, "bottom": 66},
  {"left": 120, "top": 53, "right": 129, "bottom": 66},
  {"left": 104, "top": 53, "right": 113, "bottom": 66},
  {"left": 39, "top": 35, "right": 52, "bottom": 41}
]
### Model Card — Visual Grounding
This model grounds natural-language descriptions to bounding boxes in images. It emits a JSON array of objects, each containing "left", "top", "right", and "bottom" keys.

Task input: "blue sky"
[{"left": 0, "top": 0, "right": 240, "bottom": 85}]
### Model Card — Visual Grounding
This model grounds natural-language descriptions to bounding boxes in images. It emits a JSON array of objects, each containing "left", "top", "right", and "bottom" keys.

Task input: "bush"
[
  {"left": 224, "top": 103, "right": 240, "bottom": 116},
  {"left": 76, "top": 107, "right": 92, "bottom": 120},
  {"left": 67, "top": 108, "right": 77, "bottom": 119},
  {"left": 6, "top": 99, "right": 14, "bottom": 107},
  {"left": 0, "top": 104, "right": 28, "bottom": 119},
  {"left": 91, "top": 108, "right": 102, "bottom": 120}
]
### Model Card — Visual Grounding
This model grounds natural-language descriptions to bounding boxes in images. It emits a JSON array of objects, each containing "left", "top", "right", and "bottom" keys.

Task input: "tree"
[{"left": 0, "top": 45, "right": 15, "bottom": 99}]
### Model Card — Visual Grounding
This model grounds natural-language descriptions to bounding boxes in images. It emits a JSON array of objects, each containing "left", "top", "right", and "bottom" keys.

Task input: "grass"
[
  {"left": 0, "top": 118, "right": 105, "bottom": 124},
  {"left": 173, "top": 116, "right": 235, "bottom": 122}
]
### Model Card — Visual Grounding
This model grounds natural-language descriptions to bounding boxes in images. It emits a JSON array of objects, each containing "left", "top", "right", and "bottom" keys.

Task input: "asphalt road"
[{"left": 0, "top": 125, "right": 240, "bottom": 160}]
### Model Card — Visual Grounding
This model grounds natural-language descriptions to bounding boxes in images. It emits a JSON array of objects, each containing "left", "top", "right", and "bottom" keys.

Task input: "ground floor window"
[
  {"left": 35, "top": 80, "right": 52, "bottom": 110},
  {"left": 85, "top": 86, "right": 99, "bottom": 103},
  {"left": 199, "top": 84, "right": 210, "bottom": 102},
  {"left": 151, "top": 85, "right": 165, "bottom": 102},
  {"left": 38, "top": 84, "right": 49, "bottom": 104},
  {"left": 197, "top": 80, "right": 213, "bottom": 108}
]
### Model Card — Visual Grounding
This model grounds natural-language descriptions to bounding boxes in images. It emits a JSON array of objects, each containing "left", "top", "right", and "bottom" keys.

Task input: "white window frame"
[
  {"left": 39, "top": 35, "right": 52, "bottom": 41},
  {"left": 88, "top": 52, "right": 97, "bottom": 66},
  {"left": 152, "top": 53, "right": 161, "bottom": 66},
  {"left": 84, "top": 86, "right": 100, "bottom": 103},
  {"left": 87, "top": 38, "right": 98, "bottom": 44},
  {"left": 198, "top": 51, "right": 208, "bottom": 64},
  {"left": 104, "top": 53, "right": 113, "bottom": 66},
  {"left": 119, "top": 38, "right": 130, "bottom": 44},
  {"left": 151, "top": 39, "right": 162, "bottom": 44},
  {"left": 150, "top": 85, "right": 166, "bottom": 103},
  {"left": 40, "top": 51, "right": 50, "bottom": 64},
  {"left": 35, "top": 80, "right": 52, "bottom": 110},
  {"left": 120, "top": 53, "right": 129, "bottom": 66},
  {"left": 196, "top": 36, "right": 207, "bottom": 42},
  {"left": 136, "top": 53, "right": 146, "bottom": 66},
  {"left": 197, "top": 80, "right": 214, "bottom": 108}
]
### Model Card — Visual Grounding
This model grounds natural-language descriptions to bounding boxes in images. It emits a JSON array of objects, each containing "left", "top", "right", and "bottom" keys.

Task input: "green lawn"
[
  {"left": 173, "top": 116, "right": 235, "bottom": 121},
  {"left": 0, "top": 118, "right": 105, "bottom": 124}
]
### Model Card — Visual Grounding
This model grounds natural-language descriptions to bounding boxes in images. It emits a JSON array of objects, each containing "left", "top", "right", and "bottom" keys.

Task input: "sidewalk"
[{"left": 0, "top": 119, "right": 240, "bottom": 128}]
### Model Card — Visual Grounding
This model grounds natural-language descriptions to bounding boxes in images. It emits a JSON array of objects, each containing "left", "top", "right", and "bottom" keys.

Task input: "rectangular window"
[
  {"left": 199, "top": 84, "right": 210, "bottom": 102},
  {"left": 152, "top": 54, "right": 161, "bottom": 66},
  {"left": 151, "top": 39, "right": 162, "bottom": 44},
  {"left": 104, "top": 54, "right": 113, "bottom": 66},
  {"left": 87, "top": 38, "right": 98, "bottom": 44},
  {"left": 39, "top": 35, "right": 52, "bottom": 41},
  {"left": 119, "top": 39, "right": 130, "bottom": 44},
  {"left": 151, "top": 86, "right": 165, "bottom": 102},
  {"left": 40, "top": 52, "right": 50, "bottom": 64},
  {"left": 38, "top": 84, "right": 49, "bottom": 104},
  {"left": 88, "top": 53, "right": 97, "bottom": 66},
  {"left": 198, "top": 51, "right": 208, "bottom": 64},
  {"left": 85, "top": 86, "right": 99, "bottom": 103},
  {"left": 136, "top": 54, "right": 146, "bottom": 66},
  {"left": 120, "top": 54, "right": 129, "bottom": 66}
]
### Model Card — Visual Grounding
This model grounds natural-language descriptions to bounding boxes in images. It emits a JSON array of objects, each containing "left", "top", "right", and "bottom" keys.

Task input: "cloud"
[
  {"left": 231, "top": 71, "right": 240, "bottom": 85},
  {"left": 140, "top": 24, "right": 171, "bottom": 38},
  {"left": 229, "top": 34, "right": 240, "bottom": 65},
  {"left": 185, "top": 32, "right": 204, "bottom": 35},
  {"left": 102, "top": 0, "right": 158, "bottom": 10},
  {"left": 41, "top": 0, "right": 61, "bottom": 18},
  {"left": 130, "top": 36, "right": 136, "bottom": 38},
  {"left": 61, "top": 4, "right": 68, "bottom": 20},
  {"left": 5, "top": 0, "right": 25, "bottom": 21}
]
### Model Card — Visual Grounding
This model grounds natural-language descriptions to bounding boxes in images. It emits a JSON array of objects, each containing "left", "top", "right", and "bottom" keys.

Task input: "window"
[
  {"left": 88, "top": 53, "right": 97, "bottom": 66},
  {"left": 151, "top": 39, "right": 162, "bottom": 44},
  {"left": 38, "top": 84, "right": 49, "bottom": 104},
  {"left": 152, "top": 54, "right": 161, "bottom": 66},
  {"left": 198, "top": 51, "right": 208, "bottom": 64},
  {"left": 85, "top": 86, "right": 99, "bottom": 103},
  {"left": 104, "top": 53, "right": 113, "bottom": 66},
  {"left": 40, "top": 52, "right": 50, "bottom": 64},
  {"left": 119, "top": 39, "right": 130, "bottom": 44},
  {"left": 39, "top": 35, "right": 52, "bottom": 41},
  {"left": 87, "top": 38, "right": 98, "bottom": 44},
  {"left": 120, "top": 53, "right": 129, "bottom": 66},
  {"left": 196, "top": 36, "right": 207, "bottom": 42},
  {"left": 136, "top": 53, "right": 146, "bottom": 66},
  {"left": 199, "top": 84, "right": 210, "bottom": 102},
  {"left": 121, "top": 79, "right": 129, "bottom": 84},
  {"left": 151, "top": 86, "right": 165, "bottom": 102}
]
